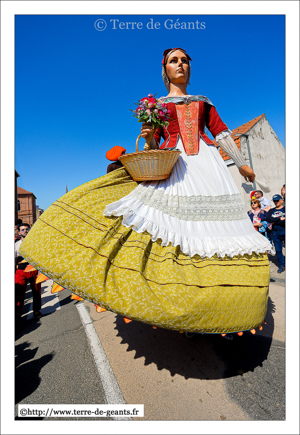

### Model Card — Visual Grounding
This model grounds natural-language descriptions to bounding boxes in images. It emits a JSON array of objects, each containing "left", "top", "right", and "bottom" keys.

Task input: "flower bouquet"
[
  {"left": 118, "top": 94, "right": 181, "bottom": 181},
  {"left": 131, "top": 94, "right": 171, "bottom": 149}
]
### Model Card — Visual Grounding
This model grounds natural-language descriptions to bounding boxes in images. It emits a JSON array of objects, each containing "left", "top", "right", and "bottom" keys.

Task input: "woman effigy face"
[{"left": 165, "top": 50, "right": 189, "bottom": 84}]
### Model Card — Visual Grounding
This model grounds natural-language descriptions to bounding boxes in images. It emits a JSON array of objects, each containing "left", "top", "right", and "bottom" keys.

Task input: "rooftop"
[
  {"left": 17, "top": 186, "right": 37, "bottom": 198},
  {"left": 217, "top": 114, "right": 266, "bottom": 161}
]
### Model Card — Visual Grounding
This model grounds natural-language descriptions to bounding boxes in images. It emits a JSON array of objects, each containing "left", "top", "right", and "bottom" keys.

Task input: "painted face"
[{"left": 165, "top": 50, "right": 189, "bottom": 85}]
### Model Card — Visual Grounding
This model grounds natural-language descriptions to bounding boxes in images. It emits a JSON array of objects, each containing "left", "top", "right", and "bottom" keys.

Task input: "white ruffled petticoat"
[{"left": 104, "top": 137, "right": 271, "bottom": 258}]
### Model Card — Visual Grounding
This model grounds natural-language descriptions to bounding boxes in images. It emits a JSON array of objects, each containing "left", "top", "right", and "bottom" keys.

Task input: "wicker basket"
[{"left": 119, "top": 134, "right": 181, "bottom": 181}]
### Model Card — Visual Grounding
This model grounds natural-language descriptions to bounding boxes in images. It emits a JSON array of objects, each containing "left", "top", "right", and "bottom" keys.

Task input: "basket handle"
[
  {"left": 136, "top": 134, "right": 142, "bottom": 152},
  {"left": 136, "top": 127, "right": 156, "bottom": 152}
]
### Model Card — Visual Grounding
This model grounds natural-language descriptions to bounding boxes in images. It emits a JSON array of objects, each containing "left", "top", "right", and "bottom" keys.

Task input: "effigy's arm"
[{"left": 216, "top": 131, "right": 246, "bottom": 168}]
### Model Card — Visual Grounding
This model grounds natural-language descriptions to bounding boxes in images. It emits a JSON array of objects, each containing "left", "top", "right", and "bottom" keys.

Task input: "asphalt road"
[
  {"left": 15, "top": 285, "right": 111, "bottom": 421},
  {"left": 14, "top": 275, "right": 285, "bottom": 423}
]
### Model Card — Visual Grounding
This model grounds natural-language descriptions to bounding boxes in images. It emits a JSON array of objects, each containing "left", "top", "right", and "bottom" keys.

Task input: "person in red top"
[{"left": 15, "top": 223, "right": 42, "bottom": 328}]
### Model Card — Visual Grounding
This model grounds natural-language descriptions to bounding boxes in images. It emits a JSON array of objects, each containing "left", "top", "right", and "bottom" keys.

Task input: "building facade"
[
  {"left": 15, "top": 171, "right": 20, "bottom": 223},
  {"left": 219, "top": 114, "right": 285, "bottom": 209},
  {"left": 17, "top": 187, "right": 37, "bottom": 226},
  {"left": 36, "top": 206, "right": 44, "bottom": 219}
]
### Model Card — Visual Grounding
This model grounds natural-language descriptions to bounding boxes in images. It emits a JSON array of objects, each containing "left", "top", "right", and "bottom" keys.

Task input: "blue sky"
[{"left": 15, "top": 14, "right": 285, "bottom": 210}]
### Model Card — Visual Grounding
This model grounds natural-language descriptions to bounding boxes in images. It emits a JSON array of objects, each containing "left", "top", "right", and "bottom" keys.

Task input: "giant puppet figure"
[{"left": 20, "top": 48, "right": 271, "bottom": 338}]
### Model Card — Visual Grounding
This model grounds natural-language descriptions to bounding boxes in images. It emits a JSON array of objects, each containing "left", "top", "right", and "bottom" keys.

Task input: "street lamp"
[{"left": 234, "top": 133, "right": 256, "bottom": 190}]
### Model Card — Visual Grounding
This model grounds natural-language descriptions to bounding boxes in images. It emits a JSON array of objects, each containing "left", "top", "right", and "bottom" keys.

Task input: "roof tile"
[
  {"left": 17, "top": 187, "right": 37, "bottom": 198},
  {"left": 216, "top": 114, "right": 265, "bottom": 161}
]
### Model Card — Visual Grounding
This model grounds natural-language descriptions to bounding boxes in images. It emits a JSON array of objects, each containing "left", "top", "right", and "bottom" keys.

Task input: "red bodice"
[{"left": 154, "top": 101, "right": 228, "bottom": 156}]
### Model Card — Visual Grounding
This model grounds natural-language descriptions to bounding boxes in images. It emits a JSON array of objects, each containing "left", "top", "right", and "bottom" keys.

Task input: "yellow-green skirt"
[{"left": 20, "top": 168, "right": 270, "bottom": 333}]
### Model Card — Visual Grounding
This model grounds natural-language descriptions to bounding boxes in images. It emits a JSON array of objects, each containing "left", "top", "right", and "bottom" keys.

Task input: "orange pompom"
[
  {"left": 24, "top": 264, "right": 37, "bottom": 273},
  {"left": 70, "top": 293, "right": 83, "bottom": 301},
  {"left": 123, "top": 317, "right": 132, "bottom": 324},
  {"left": 35, "top": 273, "right": 50, "bottom": 284},
  {"left": 221, "top": 334, "right": 226, "bottom": 337},
  {"left": 95, "top": 304, "right": 107, "bottom": 313},
  {"left": 250, "top": 329, "right": 256, "bottom": 335},
  {"left": 237, "top": 331, "right": 244, "bottom": 336},
  {"left": 106, "top": 146, "right": 126, "bottom": 161},
  {"left": 152, "top": 326, "right": 157, "bottom": 329},
  {"left": 51, "top": 283, "right": 65, "bottom": 293}
]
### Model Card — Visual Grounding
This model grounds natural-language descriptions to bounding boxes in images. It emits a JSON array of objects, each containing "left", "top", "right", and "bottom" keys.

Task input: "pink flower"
[{"left": 132, "top": 94, "right": 170, "bottom": 128}]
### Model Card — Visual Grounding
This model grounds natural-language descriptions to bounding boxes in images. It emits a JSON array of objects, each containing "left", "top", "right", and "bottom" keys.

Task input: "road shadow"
[
  {"left": 58, "top": 290, "right": 76, "bottom": 308},
  {"left": 267, "top": 247, "right": 285, "bottom": 274},
  {"left": 15, "top": 341, "right": 55, "bottom": 404},
  {"left": 15, "top": 315, "right": 42, "bottom": 341},
  {"left": 268, "top": 253, "right": 281, "bottom": 269},
  {"left": 114, "top": 297, "right": 276, "bottom": 381}
]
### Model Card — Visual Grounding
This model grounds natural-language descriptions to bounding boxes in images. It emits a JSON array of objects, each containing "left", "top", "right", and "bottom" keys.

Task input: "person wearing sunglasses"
[
  {"left": 15, "top": 223, "right": 30, "bottom": 257},
  {"left": 254, "top": 190, "right": 271, "bottom": 212},
  {"left": 264, "top": 194, "right": 285, "bottom": 273},
  {"left": 20, "top": 48, "right": 271, "bottom": 340},
  {"left": 15, "top": 223, "right": 42, "bottom": 326},
  {"left": 247, "top": 199, "right": 266, "bottom": 230},
  {"left": 247, "top": 198, "right": 274, "bottom": 250}
]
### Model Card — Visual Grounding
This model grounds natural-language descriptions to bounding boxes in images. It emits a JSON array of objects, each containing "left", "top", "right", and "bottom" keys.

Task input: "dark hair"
[
  {"left": 255, "top": 190, "right": 263, "bottom": 196},
  {"left": 18, "top": 223, "right": 30, "bottom": 230}
]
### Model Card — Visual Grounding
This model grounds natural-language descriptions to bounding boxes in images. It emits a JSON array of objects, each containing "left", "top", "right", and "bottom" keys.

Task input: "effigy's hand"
[
  {"left": 239, "top": 165, "right": 255, "bottom": 183},
  {"left": 141, "top": 122, "right": 154, "bottom": 139},
  {"left": 141, "top": 122, "right": 156, "bottom": 150}
]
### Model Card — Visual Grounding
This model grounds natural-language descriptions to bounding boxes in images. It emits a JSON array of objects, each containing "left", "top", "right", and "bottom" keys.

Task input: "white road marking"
[{"left": 76, "top": 302, "right": 131, "bottom": 420}]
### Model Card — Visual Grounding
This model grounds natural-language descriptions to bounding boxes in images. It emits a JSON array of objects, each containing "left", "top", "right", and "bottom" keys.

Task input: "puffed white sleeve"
[{"left": 215, "top": 130, "right": 246, "bottom": 168}]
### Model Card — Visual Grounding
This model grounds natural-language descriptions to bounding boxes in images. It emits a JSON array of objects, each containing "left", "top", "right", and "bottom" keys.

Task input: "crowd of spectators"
[{"left": 248, "top": 185, "right": 285, "bottom": 273}]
